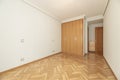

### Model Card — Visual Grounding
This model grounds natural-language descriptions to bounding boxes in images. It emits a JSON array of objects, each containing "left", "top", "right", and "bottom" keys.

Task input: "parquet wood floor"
[{"left": 0, "top": 53, "right": 117, "bottom": 80}]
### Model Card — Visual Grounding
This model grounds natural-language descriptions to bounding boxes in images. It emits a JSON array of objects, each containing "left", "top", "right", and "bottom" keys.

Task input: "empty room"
[{"left": 0, "top": 0, "right": 120, "bottom": 80}]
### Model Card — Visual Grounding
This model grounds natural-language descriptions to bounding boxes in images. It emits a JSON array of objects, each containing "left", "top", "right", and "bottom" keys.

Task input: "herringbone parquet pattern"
[{"left": 0, "top": 53, "right": 117, "bottom": 80}]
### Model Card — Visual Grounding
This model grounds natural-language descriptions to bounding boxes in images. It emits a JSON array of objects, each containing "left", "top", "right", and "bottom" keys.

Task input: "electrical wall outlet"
[
  {"left": 52, "top": 40, "right": 55, "bottom": 42},
  {"left": 20, "top": 58, "right": 25, "bottom": 62},
  {"left": 20, "top": 39, "right": 24, "bottom": 43},
  {"left": 52, "top": 50, "right": 55, "bottom": 52}
]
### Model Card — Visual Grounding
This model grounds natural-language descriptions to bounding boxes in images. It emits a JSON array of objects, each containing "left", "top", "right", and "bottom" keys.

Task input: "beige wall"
[
  {"left": 0, "top": 0, "right": 61, "bottom": 72},
  {"left": 104, "top": 0, "right": 120, "bottom": 79}
]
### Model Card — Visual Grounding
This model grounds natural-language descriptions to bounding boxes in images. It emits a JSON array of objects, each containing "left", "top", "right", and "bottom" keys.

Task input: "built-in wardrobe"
[{"left": 62, "top": 19, "right": 83, "bottom": 56}]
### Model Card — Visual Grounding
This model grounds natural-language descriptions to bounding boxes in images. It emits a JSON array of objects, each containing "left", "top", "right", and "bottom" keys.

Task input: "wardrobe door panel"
[
  {"left": 66, "top": 22, "right": 72, "bottom": 54},
  {"left": 62, "top": 23, "right": 67, "bottom": 53},
  {"left": 66, "top": 22, "right": 70, "bottom": 54},
  {"left": 76, "top": 20, "right": 83, "bottom": 55},
  {"left": 62, "top": 19, "right": 83, "bottom": 56},
  {"left": 72, "top": 20, "right": 83, "bottom": 56}
]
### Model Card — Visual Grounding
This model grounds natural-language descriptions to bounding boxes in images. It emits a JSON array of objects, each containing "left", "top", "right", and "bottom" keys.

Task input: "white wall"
[
  {"left": 89, "top": 23, "right": 103, "bottom": 41},
  {"left": 0, "top": 0, "right": 61, "bottom": 72},
  {"left": 104, "top": 0, "right": 120, "bottom": 79}
]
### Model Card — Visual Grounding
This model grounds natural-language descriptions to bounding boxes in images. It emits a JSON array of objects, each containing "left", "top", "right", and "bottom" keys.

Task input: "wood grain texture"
[
  {"left": 0, "top": 53, "right": 117, "bottom": 80},
  {"left": 95, "top": 27, "right": 103, "bottom": 55},
  {"left": 62, "top": 19, "right": 83, "bottom": 56}
]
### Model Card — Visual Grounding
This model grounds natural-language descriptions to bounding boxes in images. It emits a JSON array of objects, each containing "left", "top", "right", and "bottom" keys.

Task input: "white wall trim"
[
  {"left": 23, "top": 0, "right": 61, "bottom": 21},
  {"left": 87, "top": 15, "right": 104, "bottom": 22},
  {"left": 62, "top": 15, "right": 85, "bottom": 23}
]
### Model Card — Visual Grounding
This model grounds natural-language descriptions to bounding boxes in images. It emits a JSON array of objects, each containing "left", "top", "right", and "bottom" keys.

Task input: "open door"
[{"left": 95, "top": 27, "right": 103, "bottom": 55}]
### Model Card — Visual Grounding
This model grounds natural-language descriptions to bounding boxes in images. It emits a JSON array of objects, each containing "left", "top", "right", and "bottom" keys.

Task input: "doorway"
[{"left": 87, "top": 19, "right": 103, "bottom": 55}]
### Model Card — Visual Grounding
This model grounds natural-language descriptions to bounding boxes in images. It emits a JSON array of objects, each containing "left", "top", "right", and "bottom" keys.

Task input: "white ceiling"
[{"left": 24, "top": 0, "right": 108, "bottom": 21}]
